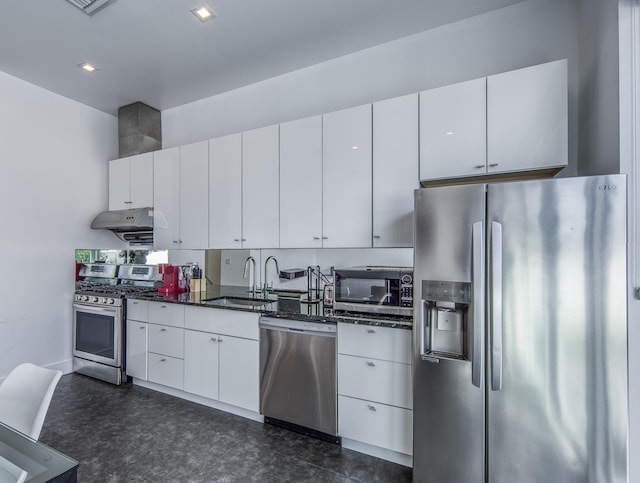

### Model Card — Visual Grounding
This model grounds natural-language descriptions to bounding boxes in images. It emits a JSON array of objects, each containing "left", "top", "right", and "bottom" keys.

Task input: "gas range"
[
  {"left": 74, "top": 281, "right": 158, "bottom": 306},
  {"left": 75, "top": 263, "right": 162, "bottom": 305}
]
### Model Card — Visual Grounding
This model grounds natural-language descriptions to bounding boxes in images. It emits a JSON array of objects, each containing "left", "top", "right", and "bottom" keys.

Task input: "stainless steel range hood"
[{"left": 90, "top": 207, "right": 154, "bottom": 245}]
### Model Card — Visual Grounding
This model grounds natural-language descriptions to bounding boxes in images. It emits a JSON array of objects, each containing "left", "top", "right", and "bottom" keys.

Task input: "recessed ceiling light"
[
  {"left": 192, "top": 6, "right": 216, "bottom": 21},
  {"left": 351, "top": 146, "right": 359, "bottom": 150},
  {"left": 79, "top": 63, "right": 98, "bottom": 73}
]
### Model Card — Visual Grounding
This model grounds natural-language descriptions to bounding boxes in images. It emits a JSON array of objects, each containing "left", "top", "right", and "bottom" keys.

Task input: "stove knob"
[
  {"left": 101, "top": 298, "right": 107, "bottom": 304},
  {"left": 75, "top": 295, "right": 81, "bottom": 301},
  {"left": 92, "top": 296, "right": 99, "bottom": 303},
  {"left": 82, "top": 295, "right": 89, "bottom": 302}
]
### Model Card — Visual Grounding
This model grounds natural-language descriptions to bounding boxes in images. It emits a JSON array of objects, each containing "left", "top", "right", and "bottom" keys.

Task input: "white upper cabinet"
[
  {"left": 209, "top": 133, "right": 243, "bottom": 249},
  {"left": 280, "top": 115, "right": 323, "bottom": 248},
  {"left": 153, "top": 147, "right": 180, "bottom": 249},
  {"left": 373, "top": 94, "right": 419, "bottom": 247},
  {"left": 323, "top": 104, "right": 372, "bottom": 248},
  {"left": 153, "top": 142, "right": 208, "bottom": 249},
  {"left": 108, "top": 152, "right": 154, "bottom": 210},
  {"left": 179, "top": 140, "right": 209, "bottom": 249},
  {"left": 487, "top": 59, "right": 568, "bottom": 174},
  {"left": 242, "top": 125, "right": 280, "bottom": 249},
  {"left": 419, "top": 78, "right": 487, "bottom": 181}
]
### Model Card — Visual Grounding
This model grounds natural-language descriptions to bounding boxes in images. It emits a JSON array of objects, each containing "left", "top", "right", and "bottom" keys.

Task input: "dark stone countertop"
[{"left": 127, "top": 284, "right": 413, "bottom": 330}]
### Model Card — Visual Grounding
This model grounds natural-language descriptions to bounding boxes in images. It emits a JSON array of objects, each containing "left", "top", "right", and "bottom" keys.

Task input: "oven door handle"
[{"left": 73, "top": 303, "right": 119, "bottom": 314}]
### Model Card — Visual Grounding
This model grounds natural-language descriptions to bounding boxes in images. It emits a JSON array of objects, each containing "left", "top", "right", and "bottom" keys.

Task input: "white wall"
[
  {"left": 0, "top": 71, "right": 118, "bottom": 378},
  {"left": 163, "top": 0, "right": 579, "bottom": 179},
  {"left": 577, "top": 0, "right": 621, "bottom": 175}
]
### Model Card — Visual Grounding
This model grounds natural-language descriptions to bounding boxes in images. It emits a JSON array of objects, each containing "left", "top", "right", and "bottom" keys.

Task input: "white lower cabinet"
[
  {"left": 184, "top": 330, "right": 219, "bottom": 400},
  {"left": 148, "top": 313, "right": 185, "bottom": 390},
  {"left": 338, "top": 395, "right": 413, "bottom": 455},
  {"left": 148, "top": 353, "right": 184, "bottom": 390},
  {"left": 126, "top": 300, "right": 149, "bottom": 381},
  {"left": 183, "top": 306, "right": 260, "bottom": 412},
  {"left": 219, "top": 335, "right": 259, "bottom": 411},
  {"left": 337, "top": 323, "right": 413, "bottom": 457},
  {"left": 126, "top": 320, "right": 148, "bottom": 381}
]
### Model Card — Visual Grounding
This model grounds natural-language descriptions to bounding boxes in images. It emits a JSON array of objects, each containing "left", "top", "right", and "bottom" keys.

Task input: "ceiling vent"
[{"left": 66, "top": 0, "right": 114, "bottom": 16}]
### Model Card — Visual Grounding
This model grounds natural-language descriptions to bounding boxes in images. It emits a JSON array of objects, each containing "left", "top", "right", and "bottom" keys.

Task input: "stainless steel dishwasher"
[{"left": 259, "top": 316, "right": 338, "bottom": 442}]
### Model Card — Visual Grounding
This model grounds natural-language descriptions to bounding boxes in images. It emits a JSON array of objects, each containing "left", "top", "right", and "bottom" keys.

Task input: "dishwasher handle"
[{"left": 259, "top": 317, "right": 336, "bottom": 337}]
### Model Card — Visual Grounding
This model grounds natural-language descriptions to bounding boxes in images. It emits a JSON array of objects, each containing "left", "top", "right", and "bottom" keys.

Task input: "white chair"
[{"left": 0, "top": 363, "right": 62, "bottom": 440}]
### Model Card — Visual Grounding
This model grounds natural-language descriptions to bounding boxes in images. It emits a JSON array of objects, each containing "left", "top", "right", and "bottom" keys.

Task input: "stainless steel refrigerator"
[{"left": 412, "top": 175, "right": 627, "bottom": 483}]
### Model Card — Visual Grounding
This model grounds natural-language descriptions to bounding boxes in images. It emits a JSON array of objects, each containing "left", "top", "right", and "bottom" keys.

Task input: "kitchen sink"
[{"left": 203, "top": 296, "right": 275, "bottom": 307}]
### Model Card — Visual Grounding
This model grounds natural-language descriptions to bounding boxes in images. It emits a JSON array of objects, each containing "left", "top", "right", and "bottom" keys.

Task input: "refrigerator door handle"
[
  {"left": 471, "top": 221, "right": 485, "bottom": 388},
  {"left": 490, "top": 221, "right": 503, "bottom": 391}
]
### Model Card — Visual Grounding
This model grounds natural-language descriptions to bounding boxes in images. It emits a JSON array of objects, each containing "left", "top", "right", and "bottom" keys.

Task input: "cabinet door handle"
[
  {"left": 373, "top": 235, "right": 381, "bottom": 239},
  {"left": 241, "top": 239, "right": 246, "bottom": 242},
  {"left": 160, "top": 328, "right": 167, "bottom": 332},
  {"left": 367, "top": 405, "right": 377, "bottom": 412},
  {"left": 210, "top": 337, "right": 217, "bottom": 342},
  {"left": 218, "top": 337, "right": 224, "bottom": 342},
  {"left": 313, "top": 237, "right": 321, "bottom": 240},
  {"left": 179, "top": 240, "right": 183, "bottom": 244},
  {"left": 124, "top": 201, "right": 133, "bottom": 204},
  {"left": 132, "top": 301, "right": 139, "bottom": 305},
  {"left": 160, "top": 358, "right": 166, "bottom": 362},
  {"left": 139, "top": 326, "right": 145, "bottom": 329},
  {"left": 489, "top": 163, "right": 499, "bottom": 168},
  {"left": 234, "top": 238, "right": 240, "bottom": 242},
  {"left": 366, "top": 329, "right": 376, "bottom": 334},
  {"left": 366, "top": 361, "right": 375, "bottom": 367},
  {"left": 173, "top": 240, "right": 179, "bottom": 244},
  {"left": 322, "top": 237, "right": 328, "bottom": 240},
  {"left": 474, "top": 164, "right": 486, "bottom": 169}
]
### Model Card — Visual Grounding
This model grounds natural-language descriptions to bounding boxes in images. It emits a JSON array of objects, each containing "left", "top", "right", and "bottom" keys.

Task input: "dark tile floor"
[{"left": 40, "top": 374, "right": 413, "bottom": 482}]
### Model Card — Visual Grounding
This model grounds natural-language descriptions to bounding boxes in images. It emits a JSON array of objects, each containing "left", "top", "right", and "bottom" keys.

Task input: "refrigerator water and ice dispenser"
[{"left": 421, "top": 280, "right": 471, "bottom": 361}]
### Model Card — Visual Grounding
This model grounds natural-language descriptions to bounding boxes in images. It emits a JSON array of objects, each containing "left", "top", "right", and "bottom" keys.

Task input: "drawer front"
[
  {"left": 338, "top": 395, "right": 413, "bottom": 455},
  {"left": 149, "top": 302, "right": 185, "bottom": 327},
  {"left": 185, "top": 306, "right": 259, "bottom": 340},
  {"left": 338, "top": 354, "right": 412, "bottom": 409},
  {"left": 148, "top": 353, "right": 184, "bottom": 390},
  {"left": 149, "top": 324, "right": 184, "bottom": 358},
  {"left": 127, "top": 299, "right": 149, "bottom": 321},
  {"left": 338, "top": 323, "right": 412, "bottom": 364}
]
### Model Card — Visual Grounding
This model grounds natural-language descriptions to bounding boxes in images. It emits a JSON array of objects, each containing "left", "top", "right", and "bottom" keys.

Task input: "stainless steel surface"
[
  {"left": 259, "top": 316, "right": 337, "bottom": 436},
  {"left": 203, "top": 296, "right": 275, "bottom": 308},
  {"left": 263, "top": 256, "right": 279, "bottom": 296},
  {"left": 118, "top": 102, "right": 162, "bottom": 157},
  {"left": 489, "top": 220, "right": 503, "bottom": 392},
  {"left": 332, "top": 301, "right": 412, "bottom": 317},
  {"left": 471, "top": 221, "right": 484, "bottom": 388},
  {"left": 90, "top": 207, "right": 154, "bottom": 245},
  {"left": 413, "top": 182, "right": 487, "bottom": 483},
  {"left": 486, "top": 175, "right": 627, "bottom": 483},
  {"left": 243, "top": 256, "right": 257, "bottom": 297},
  {"left": 73, "top": 356, "right": 123, "bottom": 385},
  {"left": 413, "top": 175, "right": 628, "bottom": 483}
]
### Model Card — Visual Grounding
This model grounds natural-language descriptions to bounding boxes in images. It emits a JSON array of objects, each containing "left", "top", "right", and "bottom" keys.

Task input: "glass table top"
[{"left": 0, "top": 423, "right": 78, "bottom": 483}]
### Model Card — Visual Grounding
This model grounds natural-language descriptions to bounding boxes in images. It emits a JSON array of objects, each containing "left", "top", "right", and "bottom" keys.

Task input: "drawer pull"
[
  {"left": 366, "top": 361, "right": 375, "bottom": 367},
  {"left": 160, "top": 305, "right": 167, "bottom": 308},
  {"left": 210, "top": 337, "right": 217, "bottom": 342},
  {"left": 160, "top": 328, "right": 167, "bottom": 332},
  {"left": 139, "top": 326, "right": 145, "bottom": 329},
  {"left": 366, "top": 329, "right": 376, "bottom": 334},
  {"left": 367, "top": 405, "right": 377, "bottom": 412},
  {"left": 218, "top": 337, "right": 224, "bottom": 342},
  {"left": 132, "top": 301, "right": 139, "bottom": 305},
  {"left": 160, "top": 358, "right": 166, "bottom": 362}
]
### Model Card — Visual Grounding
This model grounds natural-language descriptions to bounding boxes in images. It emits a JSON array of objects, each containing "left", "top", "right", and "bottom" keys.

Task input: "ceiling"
[{"left": 0, "top": 0, "right": 524, "bottom": 115}]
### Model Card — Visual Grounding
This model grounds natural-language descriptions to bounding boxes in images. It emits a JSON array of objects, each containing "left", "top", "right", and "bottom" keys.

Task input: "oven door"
[{"left": 73, "top": 302, "right": 122, "bottom": 367}]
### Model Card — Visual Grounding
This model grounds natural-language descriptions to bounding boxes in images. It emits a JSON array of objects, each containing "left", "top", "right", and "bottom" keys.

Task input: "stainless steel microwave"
[{"left": 333, "top": 266, "right": 413, "bottom": 316}]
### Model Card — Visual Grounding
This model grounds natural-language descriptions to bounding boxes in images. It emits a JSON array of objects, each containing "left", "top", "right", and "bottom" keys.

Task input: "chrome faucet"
[
  {"left": 263, "top": 256, "right": 279, "bottom": 297},
  {"left": 243, "top": 256, "right": 257, "bottom": 296}
]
